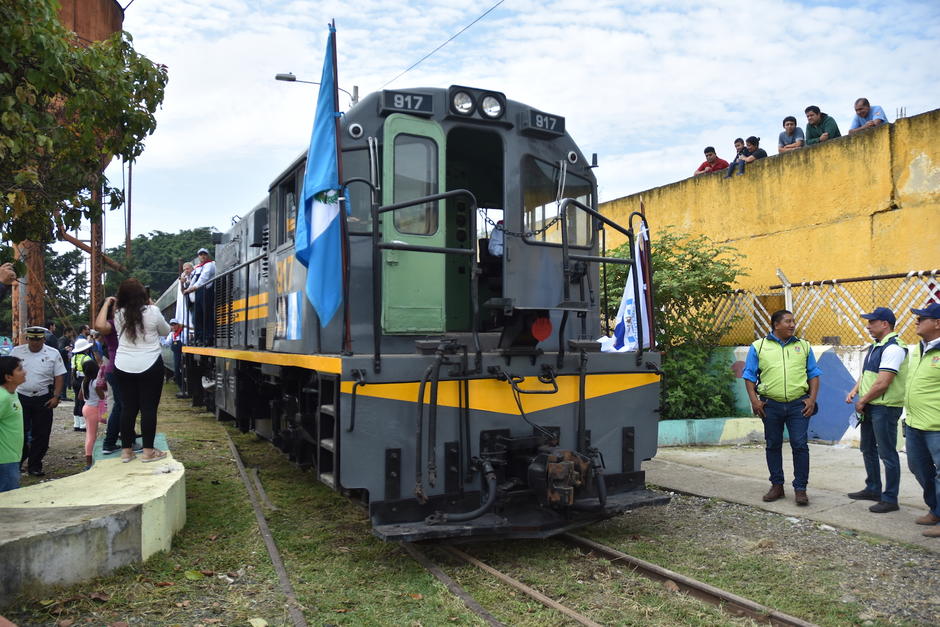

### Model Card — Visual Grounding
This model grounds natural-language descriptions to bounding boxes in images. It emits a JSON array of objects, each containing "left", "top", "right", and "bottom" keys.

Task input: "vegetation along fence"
[{"left": 715, "top": 269, "right": 940, "bottom": 346}]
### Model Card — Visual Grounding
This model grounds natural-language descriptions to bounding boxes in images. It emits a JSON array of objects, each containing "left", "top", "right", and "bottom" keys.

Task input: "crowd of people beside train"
[
  {"left": 692, "top": 98, "right": 888, "bottom": 177},
  {"left": 0, "top": 245, "right": 217, "bottom": 494},
  {"left": 744, "top": 304, "right": 940, "bottom": 538}
]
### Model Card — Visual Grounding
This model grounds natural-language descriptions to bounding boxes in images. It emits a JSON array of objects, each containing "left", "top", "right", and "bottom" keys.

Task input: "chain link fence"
[{"left": 715, "top": 269, "right": 940, "bottom": 346}]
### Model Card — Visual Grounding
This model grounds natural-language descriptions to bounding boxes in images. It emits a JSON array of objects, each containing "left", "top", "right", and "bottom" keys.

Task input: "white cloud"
[{"left": 105, "top": 0, "right": 939, "bottom": 248}]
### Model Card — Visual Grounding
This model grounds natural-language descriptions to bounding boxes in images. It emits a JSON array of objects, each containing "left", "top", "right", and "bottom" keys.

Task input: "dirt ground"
[{"left": 19, "top": 398, "right": 109, "bottom": 487}]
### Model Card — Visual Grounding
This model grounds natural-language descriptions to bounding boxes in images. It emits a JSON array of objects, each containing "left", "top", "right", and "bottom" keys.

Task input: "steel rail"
[
  {"left": 401, "top": 543, "right": 504, "bottom": 627},
  {"left": 560, "top": 533, "right": 818, "bottom": 627},
  {"left": 441, "top": 546, "right": 603, "bottom": 627},
  {"left": 225, "top": 433, "right": 308, "bottom": 627}
]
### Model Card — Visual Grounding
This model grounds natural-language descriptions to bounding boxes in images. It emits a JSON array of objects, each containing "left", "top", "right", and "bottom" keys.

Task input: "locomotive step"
[
  {"left": 320, "top": 404, "right": 335, "bottom": 417},
  {"left": 319, "top": 472, "right": 335, "bottom": 488},
  {"left": 320, "top": 438, "right": 334, "bottom": 452}
]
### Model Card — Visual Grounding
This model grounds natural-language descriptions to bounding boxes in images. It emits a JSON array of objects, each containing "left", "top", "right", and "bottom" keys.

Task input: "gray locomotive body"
[{"left": 184, "top": 86, "right": 667, "bottom": 541}]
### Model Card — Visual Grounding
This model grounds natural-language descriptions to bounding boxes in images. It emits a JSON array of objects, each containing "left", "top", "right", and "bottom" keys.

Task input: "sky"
[{"left": 92, "top": 0, "right": 940, "bottom": 250}]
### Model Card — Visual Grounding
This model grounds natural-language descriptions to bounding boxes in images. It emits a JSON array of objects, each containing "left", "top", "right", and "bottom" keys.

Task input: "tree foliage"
[
  {"left": 103, "top": 227, "right": 218, "bottom": 298},
  {"left": 0, "top": 0, "right": 168, "bottom": 245},
  {"left": 604, "top": 229, "right": 747, "bottom": 419}
]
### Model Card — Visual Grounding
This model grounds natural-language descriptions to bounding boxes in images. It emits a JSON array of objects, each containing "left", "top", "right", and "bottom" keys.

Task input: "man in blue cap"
[
  {"left": 844, "top": 307, "right": 907, "bottom": 513},
  {"left": 905, "top": 303, "right": 940, "bottom": 537}
]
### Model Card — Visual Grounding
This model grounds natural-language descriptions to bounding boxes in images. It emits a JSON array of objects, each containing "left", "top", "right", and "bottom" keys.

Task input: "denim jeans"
[
  {"left": 905, "top": 424, "right": 940, "bottom": 517},
  {"left": 860, "top": 405, "right": 902, "bottom": 503},
  {"left": 102, "top": 370, "right": 124, "bottom": 449},
  {"left": 762, "top": 397, "right": 810, "bottom": 489},
  {"left": 0, "top": 461, "right": 19, "bottom": 492}
]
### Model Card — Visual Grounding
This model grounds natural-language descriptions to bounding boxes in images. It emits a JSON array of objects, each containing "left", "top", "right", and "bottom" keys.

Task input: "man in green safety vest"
[
  {"left": 905, "top": 303, "right": 940, "bottom": 538},
  {"left": 742, "top": 310, "right": 822, "bottom": 506},
  {"left": 844, "top": 307, "right": 907, "bottom": 513}
]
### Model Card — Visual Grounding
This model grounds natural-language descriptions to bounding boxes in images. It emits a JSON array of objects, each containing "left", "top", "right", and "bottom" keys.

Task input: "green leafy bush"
[{"left": 603, "top": 229, "right": 747, "bottom": 419}]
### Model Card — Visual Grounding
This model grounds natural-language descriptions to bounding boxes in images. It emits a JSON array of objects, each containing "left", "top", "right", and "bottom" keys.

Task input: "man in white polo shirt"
[{"left": 11, "top": 326, "right": 65, "bottom": 476}]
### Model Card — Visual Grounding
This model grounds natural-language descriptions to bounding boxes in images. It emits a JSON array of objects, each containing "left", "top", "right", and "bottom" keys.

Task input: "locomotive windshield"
[
  {"left": 393, "top": 134, "right": 439, "bottom": 235},
  {"left": 522, "top": 156, "right": 592, "bottom": 247}
]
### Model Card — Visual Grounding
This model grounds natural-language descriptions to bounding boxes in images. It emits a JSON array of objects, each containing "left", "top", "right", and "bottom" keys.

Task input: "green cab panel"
[{"left": 381, "top": 114, "right": 447, "bottom": 333}]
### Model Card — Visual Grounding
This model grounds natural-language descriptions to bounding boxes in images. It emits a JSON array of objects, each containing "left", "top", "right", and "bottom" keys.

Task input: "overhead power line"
[{"left": 382, "top": 0, "right": 506, "bottom": 88}]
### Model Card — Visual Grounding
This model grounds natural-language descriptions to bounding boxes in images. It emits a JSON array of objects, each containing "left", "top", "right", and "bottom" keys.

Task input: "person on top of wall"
[
  {"left": 844, "top": 307, "right": 907, "bottom": 513},
  {"left": 778, "top": 116, "right": 805, "bottom": 152},
  {"left": 693, "top": 146, "right": 730, "bottom": 176},
  {"left": 742, "top": 310, "right": 822, "bottom": 506},
  {"left": 723, "top": 138, "right": 749, "bottom": 177},
  {"left": 804, "top": 105, "right": 841, "bottom": 145},
  {"left": 847, "top": 98, "right": 888, "bottom": 135},
  {"left": 904, "top": 303, "right": 940, "bottom": 538}
]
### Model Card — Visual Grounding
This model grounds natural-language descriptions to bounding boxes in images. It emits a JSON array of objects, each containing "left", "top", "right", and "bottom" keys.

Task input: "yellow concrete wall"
[{"left": 601, "top": 108, "right": 940, "bottom": 289}]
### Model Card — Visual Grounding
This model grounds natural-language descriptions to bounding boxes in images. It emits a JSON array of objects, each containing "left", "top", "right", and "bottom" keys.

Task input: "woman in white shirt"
[{"left": 98, "top": 279, "right": 170, "bottom": 463}]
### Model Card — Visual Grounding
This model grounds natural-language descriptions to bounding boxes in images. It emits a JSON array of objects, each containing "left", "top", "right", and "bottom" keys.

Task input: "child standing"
[
  {"left": 81, "top": 359, "right": 108, "bottom": 470},
  {"left": 0, "top": 356, "right": 26, "bottom": 492}
]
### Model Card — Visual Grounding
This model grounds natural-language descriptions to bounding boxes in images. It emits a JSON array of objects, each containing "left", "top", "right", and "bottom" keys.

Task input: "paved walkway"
[{"left": 645, "top": 443, "right": 940, "bottom": 554}]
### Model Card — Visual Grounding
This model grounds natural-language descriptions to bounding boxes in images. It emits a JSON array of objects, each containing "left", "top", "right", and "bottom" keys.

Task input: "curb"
[{"left": 658, "top": 417, "right": 764, "bottom": 447}]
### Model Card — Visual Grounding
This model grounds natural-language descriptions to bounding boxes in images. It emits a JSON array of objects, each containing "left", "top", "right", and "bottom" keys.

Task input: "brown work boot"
[
  {"left": 916, "top": 512, "right": 940, "bottom": 525},
  {"left": 922, "top": 526, "right": 940, "bottom": 538},
  {"left": 795, "top": 490, "right": 809, "bottom": 506},
  {"left": 762, "top": 484, "right": 785, "bottom": 502}
]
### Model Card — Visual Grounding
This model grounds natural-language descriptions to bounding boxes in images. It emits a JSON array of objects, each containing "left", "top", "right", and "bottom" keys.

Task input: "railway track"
[{"left": 405, "top": 534, "right": 818, "bottom": 627}]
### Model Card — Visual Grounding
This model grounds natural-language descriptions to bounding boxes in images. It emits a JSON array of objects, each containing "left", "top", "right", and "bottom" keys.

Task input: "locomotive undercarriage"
[{"left": 187, "top": 347, "right": 667, "bottom": 542}]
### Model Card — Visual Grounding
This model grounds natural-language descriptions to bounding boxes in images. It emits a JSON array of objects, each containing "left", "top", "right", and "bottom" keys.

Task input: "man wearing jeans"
[
  {"left": 844, "top": 307, "right": 907, "bottom": 513},
  {"left": 743, "top": 310, "right": 822, "bottom": 506},
  {"left": 904, "top": 303, "right": 940, "bottom": 537}
]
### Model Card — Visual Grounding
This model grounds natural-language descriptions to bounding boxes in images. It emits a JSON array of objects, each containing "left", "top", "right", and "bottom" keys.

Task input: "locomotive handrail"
[
  {"left": 628, "top": 211, "right": 656, "bottom": 351},
  {"left": 370, "top": 188, "right": 483, "bottom": 374},
  {"left": 557, "top": 198, "right": 645, "bottom": 365},
  {"left": 343, "top": 176, "right": 382, "bottom": 372}
]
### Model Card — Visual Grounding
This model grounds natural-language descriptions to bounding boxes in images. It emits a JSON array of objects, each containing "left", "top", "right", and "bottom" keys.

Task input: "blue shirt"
[
  {"left": 849, "top": 105, "right": 887, "bottom": 130},
  {"left": 778, "top": 127, "right": 805, "bottom": 148},
  {"left": 741, "top": 333, "right": 823, "bottom": 383}
]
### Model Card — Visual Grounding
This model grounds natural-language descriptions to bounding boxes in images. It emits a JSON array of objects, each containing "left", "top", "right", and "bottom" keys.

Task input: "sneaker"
[
  {"left": 869, "top": 501, "right": 899, "bottom": 513},
  {"left": 102, "top": 444, "right": 120, "bottom": 454},
  {"left": 847, "top": 490, "right": 880, "bottom": 501}
]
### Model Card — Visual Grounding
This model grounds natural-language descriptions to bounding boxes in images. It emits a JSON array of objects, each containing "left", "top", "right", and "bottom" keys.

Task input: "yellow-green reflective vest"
[
  {"left": 905, "top": 343, "right": 940, "bottom": 431},
  {"left": 752, "top": 337, "right": 812, "bottom": 403},
  {"left": 859, "top": 332, "right": 907, "bottom": 408}
]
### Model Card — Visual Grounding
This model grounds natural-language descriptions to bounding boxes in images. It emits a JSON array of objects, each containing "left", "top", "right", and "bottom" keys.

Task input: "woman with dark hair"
[
  {"left": 97, "top": 278, "right": 170, "bottom": 463},
  {"left": 0, "top": 356, "right": 25, "bottom": 492}
]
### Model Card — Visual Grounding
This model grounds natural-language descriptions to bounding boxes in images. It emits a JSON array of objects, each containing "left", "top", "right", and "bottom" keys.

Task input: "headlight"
[
  {"left": 452, "top": 91, "right": 474, "bottom": 115},
  {"left": 480, "top": 95, "right": 503, "bottom": 118}
]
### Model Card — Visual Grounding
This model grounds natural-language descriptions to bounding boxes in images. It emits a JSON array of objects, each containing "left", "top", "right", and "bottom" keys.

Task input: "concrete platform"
[
  {"left": 645, "top": 443, "right": 940, "bottom": 554},
  {"left": 0, "top": 440, "right": 185, "bottom": 605}
]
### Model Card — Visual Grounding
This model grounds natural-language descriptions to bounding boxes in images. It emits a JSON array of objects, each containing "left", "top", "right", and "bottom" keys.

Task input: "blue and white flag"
[
  {"left": 294, "top": 25, "right": 343, "bottom": 327},
  {"left": 598, "top": 223, "right": 652, "bottom": 352}
]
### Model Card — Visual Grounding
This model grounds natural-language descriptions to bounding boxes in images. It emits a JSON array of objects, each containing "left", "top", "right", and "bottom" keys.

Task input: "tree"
[
  {"left": 604, "top": 229, "right": 747, "bottom": 420},
  {"left": 0, "top": 0, "right": 168, "bottom": 246},
  {"left": 0, "top": 244, "right": 88, "bottom": 335},
  {"left": 103, "top": 227, "right": 218, "bottom": 298}
]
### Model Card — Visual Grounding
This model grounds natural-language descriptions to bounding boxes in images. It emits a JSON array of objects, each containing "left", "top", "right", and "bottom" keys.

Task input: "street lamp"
[{"left": 275, "top": 72, "right": 359, "bottom": 105}]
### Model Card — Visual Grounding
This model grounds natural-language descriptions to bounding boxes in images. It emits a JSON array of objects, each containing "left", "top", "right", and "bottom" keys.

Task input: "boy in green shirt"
[{"left": 0, "top": 356, "right": 26, "bottom": 492}]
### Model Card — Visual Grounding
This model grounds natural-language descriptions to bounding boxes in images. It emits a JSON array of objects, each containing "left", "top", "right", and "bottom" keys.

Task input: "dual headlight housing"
[{"left": 448, "top": 86, "right": 506, "bottom": 120}]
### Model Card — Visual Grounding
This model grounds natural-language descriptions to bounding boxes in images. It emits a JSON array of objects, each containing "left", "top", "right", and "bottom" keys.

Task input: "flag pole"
[{"left": 329, "top": 19, "right": 352, "bottom": 353}]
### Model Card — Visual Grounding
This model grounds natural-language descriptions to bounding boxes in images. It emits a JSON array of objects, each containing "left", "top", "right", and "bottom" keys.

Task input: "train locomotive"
[{"left": 182, "top": 85, "right": 667, "bottom": 541}]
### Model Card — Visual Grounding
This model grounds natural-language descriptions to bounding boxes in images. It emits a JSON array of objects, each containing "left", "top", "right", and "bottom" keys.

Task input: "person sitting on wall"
[
  {"left": 848, "top": 98, "right": 888, "bottom": 135},
  {"left": 724, "top": 138, "right": 748, "bottom": 177},
  {"left": 805, "top": 105, "right": 841, "bottom": 145},
  {"left": 778, "top": 116, "right": 805, "bottom": 152},
  {"left": 693, "top": 146, "right": 729, "bottom": 176},
  {"left": 725, "top": 137, "right": 765, "bottom": 176}
]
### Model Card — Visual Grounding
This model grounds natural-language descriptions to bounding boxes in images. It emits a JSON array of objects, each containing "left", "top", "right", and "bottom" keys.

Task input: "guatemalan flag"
[
  {"left": 598, "top": 222, "right": 653, "bottom": 352},
  {"left": 294, "top": 24, "right": 343, "bottom": 327}
]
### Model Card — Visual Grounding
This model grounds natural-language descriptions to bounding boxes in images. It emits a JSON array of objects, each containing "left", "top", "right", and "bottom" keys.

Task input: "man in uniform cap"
[
  {"left": 183, "top": 247, "right": 216, "bottom": 345},
  {"left": 905, "top": 303, "right": 940, "bottom": 537},
  {"left": 844, "top": 307, "right": 907, "bottom": 513},
  {"left": 10, "top": 326, "right": 65, "bottom": 476}
]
